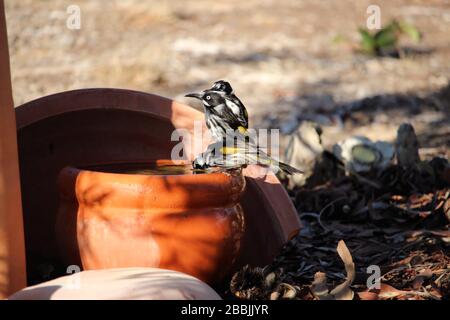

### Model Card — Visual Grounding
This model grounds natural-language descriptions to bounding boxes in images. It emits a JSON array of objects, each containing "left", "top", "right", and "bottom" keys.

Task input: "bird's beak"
[{"left": 184, "top": 92, "right": 203, "bottom": 100}]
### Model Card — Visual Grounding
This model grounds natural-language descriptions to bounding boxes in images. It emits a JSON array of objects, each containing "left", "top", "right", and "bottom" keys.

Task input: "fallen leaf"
[
  {"left": 330, "top": 240, "right": 355, "bottom": 300},
  {"left": 412, "top": 268, "right": 433, "bottom": 290},
  {"left": 265, "top": 272, "right": 276, "bottom": 288},
  {"left": 281, "top": 283, "right": 297, "bottom": 299},
  {"left": 311, "top": 272, "right": 332, "bottom": 300},
  {"left": 378, "top": 283, "right": 408, "bottom": 299},
  {"left": 357, "top": 291, "right": 379, "bottom": 300},
  {"left": 311, "top": 240, "right": 356, "bottom": 300},
  {"left": 270, "top": 291, "right": 280, "bottom": 300}
]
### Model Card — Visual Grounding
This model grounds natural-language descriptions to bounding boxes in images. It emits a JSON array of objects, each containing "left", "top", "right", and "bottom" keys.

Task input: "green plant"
[{"left": 358, "top": 20, "right": 421, "bottom": 56}]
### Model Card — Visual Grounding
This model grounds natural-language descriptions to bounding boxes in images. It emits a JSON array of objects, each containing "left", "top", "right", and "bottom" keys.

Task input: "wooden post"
[{"left": 0, "top": 0, "right": 27, "bottom": 298}]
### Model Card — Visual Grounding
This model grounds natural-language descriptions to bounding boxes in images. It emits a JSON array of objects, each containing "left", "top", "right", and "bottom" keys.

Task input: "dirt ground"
[{"left": 5, "top": 0, "right": 450, "bottom": 154}]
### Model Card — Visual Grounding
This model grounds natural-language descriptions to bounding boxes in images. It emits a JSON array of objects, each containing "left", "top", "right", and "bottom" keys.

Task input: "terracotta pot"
[{"left": 55, "top": 161, "right": 245, "bottom": 284}]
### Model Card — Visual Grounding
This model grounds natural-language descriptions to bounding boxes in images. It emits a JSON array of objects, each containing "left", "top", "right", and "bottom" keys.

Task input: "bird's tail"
[{"left": 277, "top": 161, "right": 304, "bottom": 175}]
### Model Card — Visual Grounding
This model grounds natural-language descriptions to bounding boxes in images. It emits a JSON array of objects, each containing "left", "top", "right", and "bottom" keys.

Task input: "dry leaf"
[
  {"left": 311, "top": 272, "right": 332, "bottom": 300},
  {"left": 270, "top": 291, "right": 280, "bottom": 300},
  {"left": 281, "top": 283, "right": 297, "bottom": 299},
  {"left": 312, "top": 240, "right": 356, "bottom": 300},
  {"left": 357, "top": 291, "right": 379, "bottom": 300},
  {"left": 265, "top": 272, "right": 276, "bottom": 288},
  {"left": 329, "top": 240, "right": 355, "bottom": 300},
  {"left": 378, "top": 283, "right": 408, "bottom": 299}
]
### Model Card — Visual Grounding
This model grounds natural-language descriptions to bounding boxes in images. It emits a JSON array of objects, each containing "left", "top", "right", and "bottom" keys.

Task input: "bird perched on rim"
[
  {"left": 192, "top": 139, "right": 303, "bottom": 175},
  {"left": 185, "top": 80, "right": 250, "bottom": 142},
  {"left": 187, "top": 80, "right": 303, "bottom": 175}
]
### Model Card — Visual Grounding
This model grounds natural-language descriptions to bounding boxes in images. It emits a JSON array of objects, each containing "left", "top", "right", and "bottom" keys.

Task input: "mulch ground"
[{"left": 225, "top": 156, "right": 450, "bottom": 300}]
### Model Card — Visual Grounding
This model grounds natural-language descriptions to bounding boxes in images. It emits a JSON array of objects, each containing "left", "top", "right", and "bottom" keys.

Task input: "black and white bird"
[
  {"left": 186, "top": 80, "right": 303, "bottom": 175},
  {"left": 185, "top": 80, "right": 249, "bottom": 142}
]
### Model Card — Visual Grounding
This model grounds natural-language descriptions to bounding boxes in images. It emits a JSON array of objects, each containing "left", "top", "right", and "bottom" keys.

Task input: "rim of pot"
[{"left": 57, "top": 162, "right": 246, "bottom": 210}]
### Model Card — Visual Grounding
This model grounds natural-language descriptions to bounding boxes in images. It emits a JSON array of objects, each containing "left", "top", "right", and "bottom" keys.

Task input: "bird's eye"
[{"left": 206, "top": 95, "right": 211, "bottom": 100}]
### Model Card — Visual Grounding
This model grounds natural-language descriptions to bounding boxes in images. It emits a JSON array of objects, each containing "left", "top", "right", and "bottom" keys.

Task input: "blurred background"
[{"left": 4, "top": 0, "right": 450, "bottom": 156}]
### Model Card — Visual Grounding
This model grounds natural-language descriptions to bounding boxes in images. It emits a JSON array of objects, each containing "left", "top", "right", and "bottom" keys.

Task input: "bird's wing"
[{"left": 224, "top": 96, "right": 248, "bottom": 128}]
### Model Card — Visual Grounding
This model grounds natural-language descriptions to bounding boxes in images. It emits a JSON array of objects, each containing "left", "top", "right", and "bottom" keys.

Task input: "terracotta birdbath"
[
  {"left": 55, "top": 161, "right": 246, "bottom": 284},
  {"left": 15, "top": 88, "right": 301, "bottom": 285}
]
